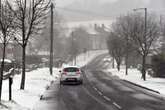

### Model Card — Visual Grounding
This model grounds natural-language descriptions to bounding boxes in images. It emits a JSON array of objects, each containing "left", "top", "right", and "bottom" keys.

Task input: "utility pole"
[
  {"left": 133, "top": 8, "right": 147, "bottom": 80},
  {"left": 125, "top": 35, "right": 129, "bottom": 75},
  {"left": 143, "top": 8, "right": 147, "bottom": 81},
  {"left": 50, "top": 3, "right": 54, "bottom": 75},
  {"left": 0, "top": 0, "right": 2, "bottom": 102},
  {"left": 0, "top": 0, "right": 1, "bottom": 14},
  {"left": 144, "top": 8, "right": 147, "bottom": 45}
]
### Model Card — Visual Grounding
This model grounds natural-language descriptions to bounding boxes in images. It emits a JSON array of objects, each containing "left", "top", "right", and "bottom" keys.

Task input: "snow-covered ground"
[
  {"left": 105, "top": 60, "right": 165, "bottom": 97},
  {"left": 0, "top": 68, "right": 60, "bottom": 110},
  {"left": 2, "top": 50, "right": 164, "bottom": 110},
  {"left": 0, "top": 50, "right": 107, "bottom": 110}
]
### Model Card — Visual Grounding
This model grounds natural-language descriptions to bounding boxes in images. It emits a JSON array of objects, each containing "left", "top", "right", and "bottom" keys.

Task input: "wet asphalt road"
[{"left": 34, "top": 54, "right": 165, "bottom": 110}]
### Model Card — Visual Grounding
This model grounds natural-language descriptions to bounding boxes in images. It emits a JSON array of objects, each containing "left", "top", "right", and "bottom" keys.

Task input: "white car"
[{"left": 60, "top": 66, "right": 83, "bottom": 85}]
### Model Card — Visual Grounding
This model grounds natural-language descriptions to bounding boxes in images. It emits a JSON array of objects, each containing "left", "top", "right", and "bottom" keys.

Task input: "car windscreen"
[{"left": 64, "top": 67, "right": 79, "bottom": 72}]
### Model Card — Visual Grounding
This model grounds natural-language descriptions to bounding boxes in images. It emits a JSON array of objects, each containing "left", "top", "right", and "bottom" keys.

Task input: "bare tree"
[
  {"left": 160, "top": 15, "right": 165, "bottom": 53},
  {"left": 72, "top": 27, "right": 90, "bottom": 52},
  {"left": 33, "top": 12, "right": 66, "bottom": 55},
  {"left": 130, "top": 13, "right": 160, "bottom": 80},
  {"left": 66, "top": 27, "right": 91, "bottom": 65},
  {"left": 110, "top": 13, "right": 160, "bottom": 80},
  {"left": 112, "top": 15, "right": 135, "bottom": 75},
  {"left": 68, "top": 31, "right": 80, "bottom": 65},
  {"left": 0, "top": 1, "right": 15, "bottom": 101},
  {"left": 8, "top": 0, "right": 50, "bottom": 89},
  {"left": 107, "top": 32, "right": 125, "bottom": 71}
]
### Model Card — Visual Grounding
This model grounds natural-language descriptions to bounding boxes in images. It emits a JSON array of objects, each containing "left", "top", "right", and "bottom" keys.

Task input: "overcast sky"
[
  {"left": 54, "top": 0, "right": 165, "bottom": 22},
  {"left": 55, "top": 0, "right": 151, "bottom": 7},
  {"left": 55, "top": 0, "right": 118, "bottom": 7}
]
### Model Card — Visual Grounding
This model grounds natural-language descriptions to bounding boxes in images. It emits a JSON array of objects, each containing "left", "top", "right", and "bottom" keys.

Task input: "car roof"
[{"left": 63, "top": 65, "right": 80, "bottom": 69}]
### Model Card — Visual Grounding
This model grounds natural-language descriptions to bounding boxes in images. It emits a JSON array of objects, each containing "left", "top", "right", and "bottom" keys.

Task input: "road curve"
[{"left": 34, "top": 53, "right": 165, "bottom": 110}]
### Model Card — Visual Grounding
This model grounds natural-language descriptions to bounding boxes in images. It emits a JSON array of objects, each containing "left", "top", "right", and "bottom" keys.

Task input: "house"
[{"left": 86, "top": 24, "right": 109, "bottom": 50}]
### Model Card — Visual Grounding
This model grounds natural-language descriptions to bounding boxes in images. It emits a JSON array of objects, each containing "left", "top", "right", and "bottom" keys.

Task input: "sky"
[
  {"left": 55, "top": 0, "right": 118, "bottom": 7},
  {"left": 55, "top": 0, "right": 159, "bottom": 7},
  {"left": 54, "top": 0, "right": 165, "bottom": 22}
]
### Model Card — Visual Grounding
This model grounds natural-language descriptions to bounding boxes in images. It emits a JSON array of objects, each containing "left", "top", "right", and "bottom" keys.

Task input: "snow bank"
[
  {"left": 106, "top": 68, "right": 165, "bottom": 96},
  {"left": 0, "top": 68, "right": 60, "bottom": 110},
  {"left": 0, "top": 59, "right": 12, "bottom": 63}
]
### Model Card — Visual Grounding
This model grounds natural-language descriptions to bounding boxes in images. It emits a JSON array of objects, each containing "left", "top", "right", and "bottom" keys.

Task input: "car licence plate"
[{"left": 67, "top": 78, "right": 76, "bottom": 81}]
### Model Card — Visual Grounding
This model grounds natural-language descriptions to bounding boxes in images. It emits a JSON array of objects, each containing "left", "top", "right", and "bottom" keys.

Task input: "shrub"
[
  {"left": 152, "top": 53, "right": 165, "bottom": 77},
  {"left": 26, "top": 55, "right": 42, "bottom": 65}
]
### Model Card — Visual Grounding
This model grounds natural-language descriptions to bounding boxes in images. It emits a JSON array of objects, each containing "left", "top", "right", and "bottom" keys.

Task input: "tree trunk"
[
  {"left": 142, "top": 54, "right": 146, "bottom": 81},
  {"left": 125, "top": 55, "right": 128, "bottom": 75},
  {"left": 112, "top": 57, "right": 115, "bottom": 68},
  {"left": 117, "top": 62, "right": 120, "bottom": 71},
  {"left": 0, "top": 43, "right": 6, "bottom": 101},
  {"left": 125, "top": 37, "right": 129, "bottom": 75},
  {"left": 20, "top": 45, "right": 26, "bottom": 89}
]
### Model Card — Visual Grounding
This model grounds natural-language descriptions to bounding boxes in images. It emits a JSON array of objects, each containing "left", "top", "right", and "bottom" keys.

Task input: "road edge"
[
  {"left": 123, "top": 79, "right": 160, "bottom": 94},
  {"left": 122, "top": 79, "right": 165, "bottom": 101}
]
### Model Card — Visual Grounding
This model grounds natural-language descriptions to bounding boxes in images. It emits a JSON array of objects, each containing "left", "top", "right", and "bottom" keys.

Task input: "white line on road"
[
  {"left": 98, "top": 91, "right": 103, "bottom": 96},
  {"left": 93, "top": 87, "right": 98, "bottom": 91},
  {"left": 83, "top": 86, "right": 113, "bottom": 109},
  {"left": 103, "top": 96, "right": 111, "bottom": 101},
  {"left": 113, "top": 102, "right": 122, "bottom": 109},
  {"left": 92, "top": 86, "right": 122, "bottom": 109},
  {"left": 93, "top": 87, "right": 103, "bottom": 96}
]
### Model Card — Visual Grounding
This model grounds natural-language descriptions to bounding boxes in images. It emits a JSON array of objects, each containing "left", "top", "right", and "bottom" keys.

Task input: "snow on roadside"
[
  {"left": 106, "top": 67, "right": 165, "bottom": 96},
  {"left": 64, "top": 50, "right": 108, "bottom": 67},
  {"left": 0, "top": 68, "right": 60, "bottom": 110}
]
